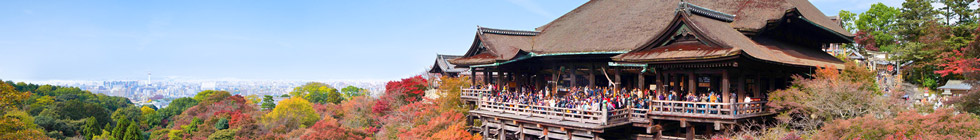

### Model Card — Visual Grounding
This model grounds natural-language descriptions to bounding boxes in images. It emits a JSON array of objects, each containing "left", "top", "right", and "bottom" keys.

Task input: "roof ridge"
[
  {"left": 477, "top": 26, "right": 539, "bottom": 36},
  {"left": 677, "top": 2, "right": 736, "bottom": 22}
]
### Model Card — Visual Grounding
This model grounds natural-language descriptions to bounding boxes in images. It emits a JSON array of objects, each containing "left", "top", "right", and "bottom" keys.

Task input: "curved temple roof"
[{"left": 450, "top": 0, "right": 849, "bottom": 68}]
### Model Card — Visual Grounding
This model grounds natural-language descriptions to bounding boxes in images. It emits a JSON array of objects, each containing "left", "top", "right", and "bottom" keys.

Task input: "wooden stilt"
[
  {"left": 518, "top": 123, "right": 525, "bottom": 140},
  {"left": 482, "top": 118, "right": 489, "bottom": 140},
  {"left": 499, "top": 120, "right": 506, "bottom": 140},
  {"left": 687, "top": 124, "right": 695, "bottom": 140},
  {"left": 566, "top": 129, "right": 574, "bottom": 140}
]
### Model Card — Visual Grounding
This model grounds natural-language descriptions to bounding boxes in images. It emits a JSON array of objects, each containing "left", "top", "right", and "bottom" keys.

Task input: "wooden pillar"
[
  {"left": 566, "top": 129, "right": 574, "bottom": 140},
  {"left": 484, "top": 70, "right": 491, "bottom": 86},
  {"left": 505, "top": 72, "right": 510, "bottom": 88},
  {"left": 497, "top": 68, "right": 504, "bottom": 90},
  {"left": 543, "top": 127, "right": 549, "bottom": 139},
  {"left": 670, "top": 72, "right": 677, "bottom": 93},
  {"left": 768, "top": 76, "right": 776, "bottom": 93},
  {"left": 737, "top": 73, "right": 745, "bottom": 101},
  {"left": 655, "top": 69, "right": 663, "bottom": 94},
  {"left": 518, "top": 123, "right": 525, "bottom": 140},
  {"left": 722, "top": 70, "right": 730, "bottom": 103},
  {"left": 614, "top": 67, "right": 621, "bottom": 88},
  {"left": 471, "top": 68, "right": 477, "bottom": 86},
  {"left": 553, "top": 65, "right": 559, "bottom": 92},
  {"left": 570, "top": 65, "right": 577, "bottom": 87},
  {"left": 481, "top": 119, "right": 489, "bottom": 139},
  {"left": 686, "top": 124, "right": 696, "bottom": 140},
  {"left": 499, "top": 120, "right": 506, "bottom": 140},
  {"left": 589, "top": 64, "right": 596, "bottom": 88},
  {"left": 688, "top": 72, "right": 696, "bottom": 95},
  {"left": 638, "top": 71, "right": 646, "bottom": 90},
  {"left": 754, "top": 75, "right": 762, "bottom": 98}
]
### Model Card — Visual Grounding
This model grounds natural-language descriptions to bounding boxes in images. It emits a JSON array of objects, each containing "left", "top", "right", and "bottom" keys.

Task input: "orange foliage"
[
  {"left": 431, "top": 122, "right": 481, "bottom": 140},
  {"left": 816, "top": 109, "right": 980, "bottom": 139},
  {"left": 301, "top": 116, "right": 369, "bottom": 140},
  {"left": 401, "top": 111, "right": 479, "bottom": 140},
  {"left": 814, "top": 65, "right": 839, "bottom": 80}
]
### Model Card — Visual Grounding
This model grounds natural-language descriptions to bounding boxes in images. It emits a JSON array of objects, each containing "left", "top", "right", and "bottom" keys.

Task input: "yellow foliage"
[
  {"left": 0, "top": 82, "right": 31, "bottom": 109},
  {"left": 244, "top": 94, "right": 261, "bottom": 104},
  {"left": 436, "top": 76, "right": 471, "bottom": 113},
  {"left": 262, "top": 97, "right": 320, "bottom": 128},
  {"left": 140, "top": 106, "right": 156, "bottom": 116},
  {"left": 0, "top": 109, "right": 48, "bottom": 140}
]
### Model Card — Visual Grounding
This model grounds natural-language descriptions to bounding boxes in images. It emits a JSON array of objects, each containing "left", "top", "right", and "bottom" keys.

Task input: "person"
[
  {"left": 730, "top": 92, "right": 737, "bottom": 104},
  {"left": 743, "top": 96, "right": 753, "bottom": 113},
  {"left": 686, "top": 93, "right": 695, "bottom": 113}
]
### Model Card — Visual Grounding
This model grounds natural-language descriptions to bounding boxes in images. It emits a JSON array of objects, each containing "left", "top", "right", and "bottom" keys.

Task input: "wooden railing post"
[{"left": 601, "top": 104, "right": 608, "bottom": 125}]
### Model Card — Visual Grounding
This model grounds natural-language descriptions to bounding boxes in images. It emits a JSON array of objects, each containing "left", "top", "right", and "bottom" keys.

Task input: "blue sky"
[{"left": 0, "top": 0, "right": 902, "bottom": 82}]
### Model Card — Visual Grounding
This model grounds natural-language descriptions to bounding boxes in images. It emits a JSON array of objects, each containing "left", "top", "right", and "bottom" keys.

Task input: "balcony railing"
[
  {"left": 479, "top": 100, "right": 611, "bottom": 124},
  {"left": 464, "top": 88, "right": 770, "bottom": 126},
  {"left": 647, "top": 100, "right": 766, "bottom": 119},
  {"left": 461, "top": 88, "right": 491, "bottom": 101}
]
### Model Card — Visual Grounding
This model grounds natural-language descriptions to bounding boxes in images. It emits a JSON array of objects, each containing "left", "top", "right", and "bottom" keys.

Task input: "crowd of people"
[
  {"left": 474, "top": 84, "right": 756, "bottom": 115},
  {"left": 479, "top": 85, "right": 647, "bottom": 112}
]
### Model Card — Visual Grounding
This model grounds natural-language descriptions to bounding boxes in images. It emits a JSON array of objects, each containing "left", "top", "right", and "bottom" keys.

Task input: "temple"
[
  {"left": 429, "top": 54, "right": 469, "bottom": 77},
  {"left": 448, "top": 0, "right": 851, "bottom": 139}
]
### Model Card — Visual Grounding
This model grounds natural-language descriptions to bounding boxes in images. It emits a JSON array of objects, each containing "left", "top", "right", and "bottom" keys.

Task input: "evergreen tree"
[
  {"left": 112, "top": 118, "right": 130, "bottom": 140},
  {"left": 261, "top": 95, "right": 276, "bottom": 111},
  {"left": 214, "top": 118, "right": 229, "bottom": 130},
  {"left": 83, "top": 117, "right": 100, "bottom": 140},
  {"left": 122, "top": 123, "right": 142, "bottom": 140}
]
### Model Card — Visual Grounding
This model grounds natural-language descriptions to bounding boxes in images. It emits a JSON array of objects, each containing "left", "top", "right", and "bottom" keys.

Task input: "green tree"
[
  {"left": 83, "top": 117, "right": 101, "bottom": 140},
  {"left": 896, "top": 0, "right": 938, "bottom": 42},
  {"left": 122, "top": 123, "right": 141, "bottom": 140},
  {"left": 147, "top": 97, "right": 197, "bottom": 127},
  {"left": 34, "top": 85, "right": 53, "bottom": 96},
  {"left": 938, "top": 0, "right": 977, "bottom": 25},
  {"left": 193, "top": 90, "right": 231, "bottom": 105},
  {"left": 206, "top": 128, "right": 238, "bottom": 140},
  {"left": 214, "top": 118, "right": 229, "bottom": 130},
  {"left": 341, "top": 86, "right": 367, "bottom": 98},
  {"left": 111, "top": 106, "right": 142, "bottom": 125},
  {"left": 112, "top": 118, "right": 130, "bottom": 140},
  {"left": 261, "top": 95, "right": 276, "bottom": 111},
  {"left": 289, "top": 82, "right": 344, "bottom": 104},
  {"left": 839, "top": 10, "right": 858, "bottom": 33},
  {"left": 856, "top": 3, "right": 901, "bottom": 51}
]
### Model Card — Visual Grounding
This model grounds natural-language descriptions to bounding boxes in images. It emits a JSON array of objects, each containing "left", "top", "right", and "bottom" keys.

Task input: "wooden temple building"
[
  {"left": 449, "top": 0, "right": 851, "bottom": 139},
  {"left": 429, "top": 54, "right": 469, "bottom": 77}
]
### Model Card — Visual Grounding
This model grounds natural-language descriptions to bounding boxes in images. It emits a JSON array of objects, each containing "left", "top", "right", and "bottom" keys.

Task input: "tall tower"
[{"left": 147, "top": 72, "right": 152, "bottom": 86}]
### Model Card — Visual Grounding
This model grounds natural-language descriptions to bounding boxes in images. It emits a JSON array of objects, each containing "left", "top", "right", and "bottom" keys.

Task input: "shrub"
[
  {"left": 815, "top": 109, "right": 980, "bottom": 139},
  {"left": 768, "top": 65, "right": 903, "bottom": 130}
]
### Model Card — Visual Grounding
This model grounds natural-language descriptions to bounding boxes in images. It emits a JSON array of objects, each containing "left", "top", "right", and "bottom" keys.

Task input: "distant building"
[{"left": 939, "top": 80, "right": 973, "bottom": 96}]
